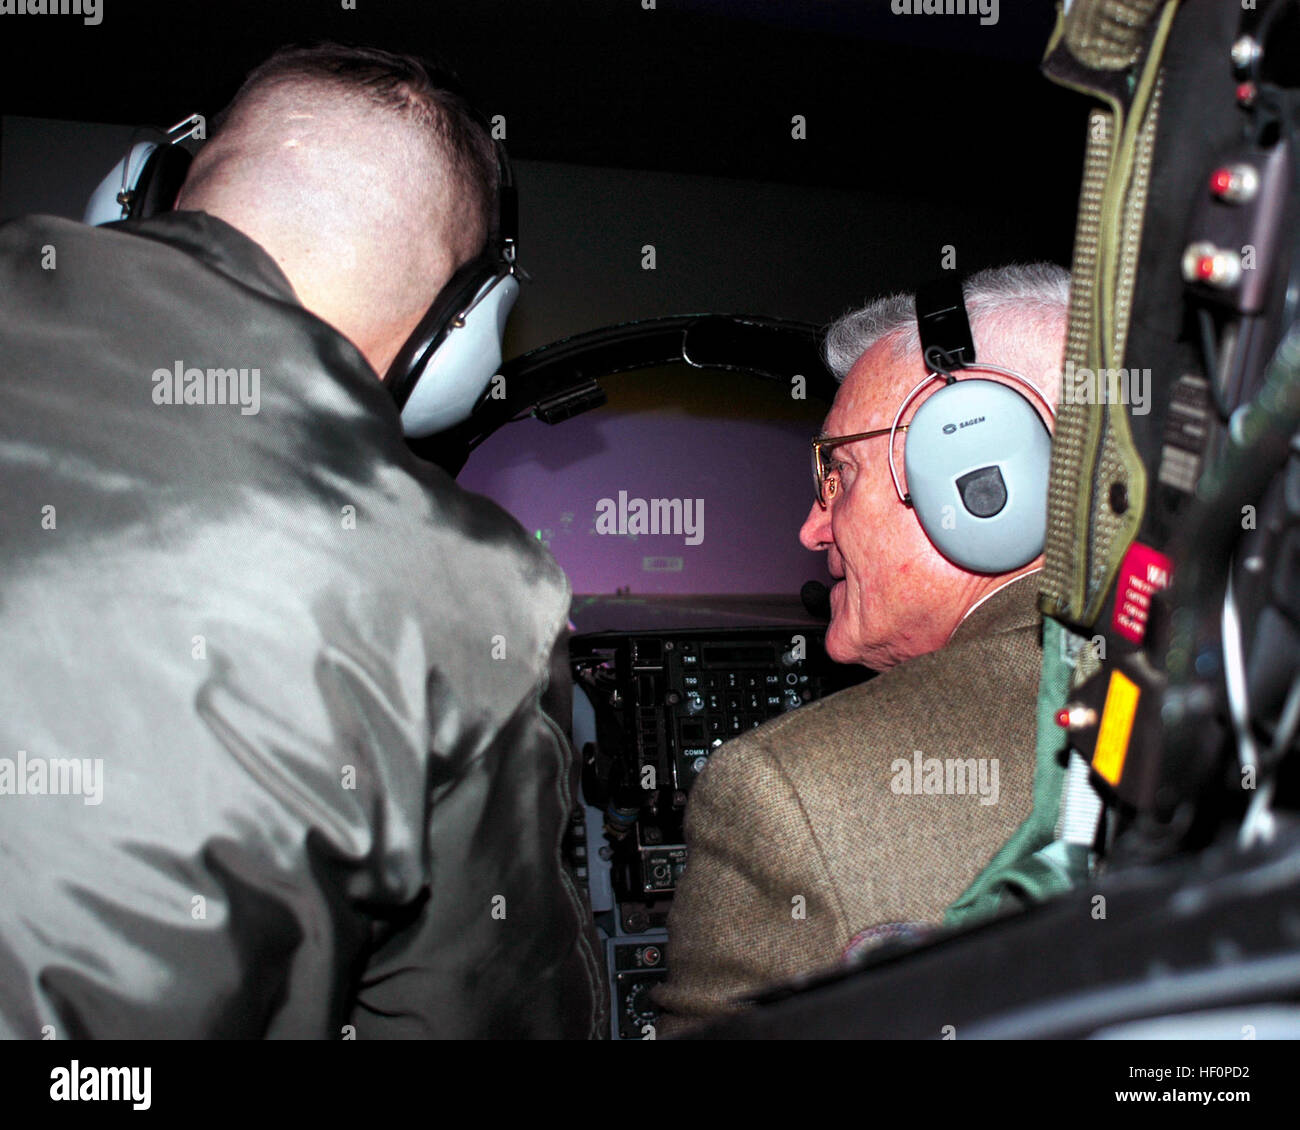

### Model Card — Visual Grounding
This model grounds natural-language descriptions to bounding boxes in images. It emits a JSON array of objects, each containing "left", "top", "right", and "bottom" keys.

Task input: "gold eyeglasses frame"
[{"left": 810, "top": 425, "right": 909, "bottom": 508}]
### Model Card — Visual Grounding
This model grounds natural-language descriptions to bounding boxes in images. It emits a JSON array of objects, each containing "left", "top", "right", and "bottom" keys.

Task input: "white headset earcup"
[
  {"left": 903, "top": 380, "right": 1051, "bottom": 574},
  {"left": 83, "top": 141, "right": 158, "bottom": 226},
  {"left": 398, "top": 273, "right": 519, "bottom": 438}
]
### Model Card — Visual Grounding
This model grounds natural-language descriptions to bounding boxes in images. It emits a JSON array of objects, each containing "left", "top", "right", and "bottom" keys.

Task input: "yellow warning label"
[{"left": 1093, "top": 671, "right": 1140, "bottom": 786}]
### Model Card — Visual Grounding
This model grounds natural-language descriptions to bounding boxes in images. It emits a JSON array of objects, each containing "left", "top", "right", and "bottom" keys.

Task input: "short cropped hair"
[
  {"left": 215, "top": 42, "right": 499, "bottom": 246},
  {"left": 824, "top": 263, "right": 1071, "bottom": 380}
]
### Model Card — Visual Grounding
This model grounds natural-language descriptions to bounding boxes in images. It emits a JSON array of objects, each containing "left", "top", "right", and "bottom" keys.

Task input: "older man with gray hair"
[{"left": 655, "top": 263, "right": 1069, "bottom": 1033}]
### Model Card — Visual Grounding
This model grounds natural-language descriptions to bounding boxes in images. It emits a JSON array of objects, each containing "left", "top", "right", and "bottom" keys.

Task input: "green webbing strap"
[
  {"left": 944, "top": 619, "right": 1075, "bottom": 926},
  {"left": 1062, "top": 0, "right": 1168, "bottom": 71},
  {"left": 1038, "top": 0, "right": 1178, "bottom": 628},
  {"left": 943, "top": 0, "right": 1182, "bottom": 929}
]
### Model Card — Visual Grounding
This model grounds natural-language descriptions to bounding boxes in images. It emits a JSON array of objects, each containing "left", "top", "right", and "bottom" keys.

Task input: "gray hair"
[{"left": 823, "top": 262, "right": 1071, "bottom": 380}]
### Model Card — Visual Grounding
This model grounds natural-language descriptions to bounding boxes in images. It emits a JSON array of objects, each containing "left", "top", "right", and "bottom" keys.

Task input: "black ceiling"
[{"left": 0, "top": 0, "right": 1086, "bottom": 209}]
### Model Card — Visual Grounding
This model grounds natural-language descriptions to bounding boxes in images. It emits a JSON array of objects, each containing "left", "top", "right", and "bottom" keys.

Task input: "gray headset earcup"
[
  {"left": 398, "top": 273, "right": 519, "bottom": 438},
  {"left": 83, "top": 141, "right": 159, "bottom": 225},
  {"left": 903, "top": 379, "right": 1051, "bottom": 574}
]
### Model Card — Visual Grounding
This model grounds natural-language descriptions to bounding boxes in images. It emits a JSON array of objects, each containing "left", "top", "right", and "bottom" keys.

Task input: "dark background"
[
  {"left": 0, "top": 0, "right": 1086, "bottom": 331},
  {"left": 0, "top": 0, "right": 1088, "bottom": 597},
  {"left": 0, "top": 1, "right": 1079, "bottom": 201}
]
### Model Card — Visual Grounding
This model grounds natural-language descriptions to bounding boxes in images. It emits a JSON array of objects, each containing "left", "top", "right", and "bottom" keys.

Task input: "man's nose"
[{"left": 799, "top": 499, "right": 832, "bottom": 551}]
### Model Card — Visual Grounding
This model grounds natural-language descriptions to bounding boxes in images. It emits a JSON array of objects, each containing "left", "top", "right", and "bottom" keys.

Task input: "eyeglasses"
[{"left": 811, "top": 425, "right": 908, "bottom": 508}]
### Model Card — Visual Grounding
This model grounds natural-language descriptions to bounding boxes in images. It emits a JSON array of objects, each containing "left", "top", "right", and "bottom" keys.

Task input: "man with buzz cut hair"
[
  {"left": 0, "top": 43, "right": 605, "bottom": 1039},
  {"left": 655, "top": 263, "right": 1069, "bottom": 1033}
]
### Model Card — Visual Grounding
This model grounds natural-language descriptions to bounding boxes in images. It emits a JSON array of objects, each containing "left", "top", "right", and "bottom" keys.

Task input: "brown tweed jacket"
[{"left": 653, "top": 572, "right": 1043, "bottom": 1034}]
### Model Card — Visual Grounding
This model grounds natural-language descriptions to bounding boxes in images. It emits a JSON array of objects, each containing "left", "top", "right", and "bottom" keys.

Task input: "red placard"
[{"left": 1112, "top": 543, "right": 1173, "bottom": 644}]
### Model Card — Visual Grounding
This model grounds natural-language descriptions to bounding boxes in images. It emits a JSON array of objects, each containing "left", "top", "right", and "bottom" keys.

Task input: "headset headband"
[
  {"left": 916, "top": 276, "right": 977, "bottom": 372},
  {"left": 887, "top": 280, "right": 1055, "bottom": 506}
]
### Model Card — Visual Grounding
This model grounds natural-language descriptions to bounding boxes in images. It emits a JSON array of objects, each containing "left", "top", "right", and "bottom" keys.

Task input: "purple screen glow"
[{"left": 456, "top": 368, "right": 835, "bottom": 596}]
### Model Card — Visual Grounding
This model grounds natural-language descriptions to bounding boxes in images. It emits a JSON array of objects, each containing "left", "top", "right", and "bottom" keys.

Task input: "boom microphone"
[{"left": 801, "top": 580, "right": 831, "bottom": 621}]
